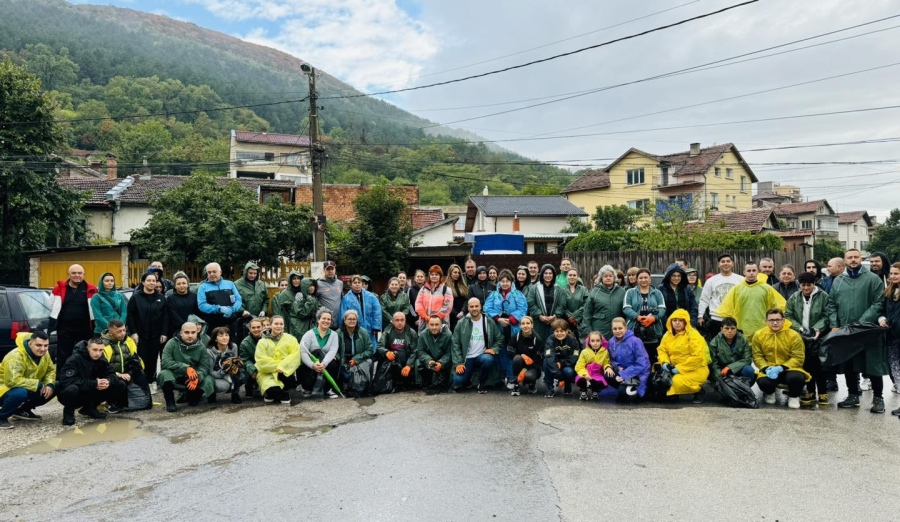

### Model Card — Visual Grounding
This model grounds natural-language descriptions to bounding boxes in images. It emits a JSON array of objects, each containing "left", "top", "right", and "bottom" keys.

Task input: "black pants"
[
  {"left": 845, "top": 366, "right": 884, "bottom": 398},
  {"left": 804, "top": 344, "right": 827, "bottom": 396},
  {"left": 264, "top": 374, "right": 298, "bottom": 399},
  {"left": 165, "top": 377, "right": 205, "bottom": 404},
  {"left": 56, "top": 327, "right": 91, "bottom": 366},
  {"left": 137, "top": 338, "right": 163, "bottom": 385},
  {"left": 511, "top": 355, "right": 541, "bottom": 385},
  {"left": 757, "top": 371, "right": 806, "bottom": 398},
  {"left": 642, "top": 342, "right": 659, "bottom": 368},
  {"left": 299, "top": 360, "right": 341, "bottom": 393},
  {"left": 58, "top": 381, "right": 126, "bottom": 410},
  {"left": 418, "top": 366, "right": 449, "bottom": 389},
  {"left": 703, "top": 319, "right": 722, "bottom": 341}
]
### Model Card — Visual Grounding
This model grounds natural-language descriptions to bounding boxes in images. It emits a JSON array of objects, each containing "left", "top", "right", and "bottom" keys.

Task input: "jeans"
[
  {"left": 452, "top": 353, "right": 495, "bottom": 388},
  {"left": 496, "top": 347, "right": 514, "bottom": 381},
  {"left": 0, "top": 387, "right": 53, "bottom": 420}
]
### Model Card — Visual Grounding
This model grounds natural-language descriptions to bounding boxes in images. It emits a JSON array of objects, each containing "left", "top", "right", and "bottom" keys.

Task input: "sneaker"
[
  {"left": 800, "top": 393, "right": 815, "bottom": 407},
  {"left": 231, "top": 392, "right": 243, "bottom": 404},
  {"left": 280, "top": 390, "right": 292, "bottom": 404},
  {"left": 893, "top": 383, "right": 900, "bottom": 394},
  {"left": 529, "top": 383, "right": 537, "bottom": 394},
  {"left": 11, "top": 409, "right": 41, "bottom": 421},
  {"left": 870, "top": 396, "right": 885, "bottom": 414},
  {"left": 563, "top": 383, "right": 572, "bottom": 396},
  {"left": 299, "top": 388, "right": 312, "bottom": 398},
  {"left": 544, "top": 388, "right": 555, "bottom": 398},
  {"left": 579, "top": 391, "right": 588, "bottom": 401},
  {"left": 0, "top": 418, "right": 13, "bottom": 429},
  {"left": 892, "top": 406, "right": 900, "bottom": 416},
  {"left": 592, "top": 392, "right": 599, "bottom": 400},
  {"left": 477, "top": 384, "right": 488, "bottom": 394},
  {"left": 79, "top": 406, "right": 107, "bottom": 420},
  {"left": 325, "top": 390, "right": 339, "bottom": 399},
  {"left": 817, "top": 394, "right": 830, "bottom": 406},
  {"left": 106, "top": 404, "right": 124, "bottom": 414},
  {"left": 764, "top": 393, "right": 776, "bottom": 405},
  {"left": 859, "top": 378, "right": 872, "bottom": 391},
  {"left": 787, "top": 397, "right": 800, "bottom": 409},
  {"left": 510, "top": 384, "right": 520, "bottom": 397},
  {"left": 838, "top": 394, "right": 860, "bottom": 408},
  {"left": 505, "top": 380, "right": 515, "bottom": 391},
  {"left": 691, "top": 389, "right": 706, "bottom": 404},
  {"left": 826, "top": 380, "right": 839, "bottom": 392},
  {"left": 263, "top": 395, "right": 275, "bottom": 404}
]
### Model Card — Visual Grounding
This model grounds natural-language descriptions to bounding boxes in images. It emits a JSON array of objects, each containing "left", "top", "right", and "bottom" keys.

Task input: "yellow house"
[{"left": 562, "top": 142, "right": 757, "bottom": 222}]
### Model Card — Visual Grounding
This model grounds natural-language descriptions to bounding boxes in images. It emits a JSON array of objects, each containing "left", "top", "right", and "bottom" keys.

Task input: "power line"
[{"left": 317, "top": 1, "right": 760, "bottom": 100}]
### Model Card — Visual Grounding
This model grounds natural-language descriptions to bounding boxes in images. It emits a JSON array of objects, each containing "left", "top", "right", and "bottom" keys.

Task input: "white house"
[
  {"left": 837, "top": 211, "right": 874, "bottom": 256},
  {"left": 229, "top": 130, "right": 312, "bottom": 184}
]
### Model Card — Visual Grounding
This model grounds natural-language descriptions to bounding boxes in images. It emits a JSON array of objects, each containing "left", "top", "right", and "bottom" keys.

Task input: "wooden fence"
[
  {"left": 569, "top": 250, "right": 808, "bottom": 287},
  {"left": 129, "top": 261, "right": 312, "bottom": 288}
]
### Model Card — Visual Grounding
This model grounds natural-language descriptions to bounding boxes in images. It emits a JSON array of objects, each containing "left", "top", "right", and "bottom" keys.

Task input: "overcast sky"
[{"left": 74, "top": 0, "right": 900, "bottom": 219}]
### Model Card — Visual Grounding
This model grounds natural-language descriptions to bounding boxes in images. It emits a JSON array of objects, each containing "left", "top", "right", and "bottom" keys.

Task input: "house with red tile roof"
[
  {"left": 562, "top": 142, "right": 757, "bottom": 223},
  {"left": 837, "top": 210, "right": 874, "bottom": 256},
  {"left": 229, "top": 129, "right": 312, "bottom": 183}
]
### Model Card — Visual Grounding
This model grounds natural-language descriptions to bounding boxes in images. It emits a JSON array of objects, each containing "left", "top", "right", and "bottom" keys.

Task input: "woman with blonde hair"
[{"left": 446, "top": 263, "right": 469, "bottom": 331}]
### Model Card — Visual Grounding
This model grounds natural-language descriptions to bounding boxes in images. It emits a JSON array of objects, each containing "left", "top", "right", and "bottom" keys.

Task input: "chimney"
[
  {"left": 482, "top": 186, "right": 489, "bottom": 196},
  {"left": 105, "top": 154, "right": 118, "bottom": 180},
  {"left": 689, "top": 142, "right": 700, "bottom": 156},
  {"left": 513, "top": 211, "right": 520, "bottom": 233}
]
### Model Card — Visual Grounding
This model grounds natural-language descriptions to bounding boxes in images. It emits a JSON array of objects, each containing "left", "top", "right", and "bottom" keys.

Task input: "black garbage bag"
[
  {"left": 346, "top": 359, "right": 374, "bottom": 398},
  {"left": 714, "top": 374, "right": 759, "bottom": 409},
  {"left": 650, "top": 364, "right": 673, "bottom": 395},
  {"left": 127, "top": 383, "right": 151, "bottom": 411},
  {"left": 371, "top": 361, "right": 397, "bottom": 395},
  {"left": 818, "top": 323, "right": 885, "bottom": 367}
]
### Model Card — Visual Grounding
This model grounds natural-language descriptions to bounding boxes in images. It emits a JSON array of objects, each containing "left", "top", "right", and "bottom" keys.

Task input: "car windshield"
[{"left": 17, "top": 291, "right": 51, "bottom": 320}]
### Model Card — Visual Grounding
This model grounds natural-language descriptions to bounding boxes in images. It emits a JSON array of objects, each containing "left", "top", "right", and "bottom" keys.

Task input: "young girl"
[
  {"left": 207, "top": 327, "right": 245, "bottom": 404},
  {"left": 574, "top": 331, "right": 610, "bottom": 401},
  {"left": 507, "top": 316, "right": 542, "bottom": 396},
  {"left": 606, "top": 317, "right": 651, "bottom": 402},
  {"left": 543, "top": 319, "right": 580, "bottom": 398}
]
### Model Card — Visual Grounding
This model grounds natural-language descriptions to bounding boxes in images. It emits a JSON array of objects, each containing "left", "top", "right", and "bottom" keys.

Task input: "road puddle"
[
  {"left": 284, "top": 414, "right": 316, "bottom": 423},
  {"left": 355, "top": 397, "right": 376, "bottom": 407},
  {"left": 272, "top": 425, "right": 333, "bottom": 435},
  {"left": 169, "top": 432, "right": 197, "bottom": 444},
  {"left": 6, "top": 420, "right": 152, "bottom": 456}
]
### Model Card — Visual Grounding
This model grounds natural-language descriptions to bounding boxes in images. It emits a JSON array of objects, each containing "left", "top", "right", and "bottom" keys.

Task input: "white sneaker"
[
  {"left": 150, "top": 382, "right": 158, "bottom": 393},
  {"left": 860, "top": 378, "right": 872, "bottom": 391},
  {"left": 325, "top": 390, "right": 339, "bottom": 399},
  {"left": 764, "top": 393, "right": 776, "bottom": 405},
  {"left": 892, "top": 383, "right": 900, "bottom": 394},
  {"left": 506, "top": 381, "right": 515, "bottom": 390},
  {"left": 787, "top": 397, "right": 800, "bottom": 409}
]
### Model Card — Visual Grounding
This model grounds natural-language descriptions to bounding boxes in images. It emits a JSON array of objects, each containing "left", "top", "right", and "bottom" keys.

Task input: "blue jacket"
[
  {"left": 621, "top": 286, "right": 667, "bottom": 338},
  {"left": 340, "top": 289, "right": 383, "bottom": 346},
  {"left": 197, "top": 278, "right": 242, "bottom": 321},
  {"left": 484, "top": 288, "right": 528, "bottom": 336},
  {"left": 606, "top": 329, "right": 651, "bottom": 397}
]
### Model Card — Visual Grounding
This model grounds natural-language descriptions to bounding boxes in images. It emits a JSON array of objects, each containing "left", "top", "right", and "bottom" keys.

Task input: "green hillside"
[{"left": 0, "top": 0, "right": 571, "bottom": 203}]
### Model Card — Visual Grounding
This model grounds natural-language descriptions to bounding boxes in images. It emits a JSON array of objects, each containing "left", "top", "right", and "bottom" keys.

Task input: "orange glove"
[
  {"left": 349, "top": 360, "right": 356, "bottom": 367},
  {"left": 517, "top": 369, "right": 526, "bottom": 383},
  {"left": 401, "top": 366, "right": 411, "bottom": 377},
  {"left": 522, "top": 354, "right": 534, "bottom": 366},
  {"left": 186, "top": 367, "right": 198, "bottom": 381},
  {"left": 386, "top": 351, "right": 396, "bottom": 361},
  {"left": 456, "top": 364, "right": 466, "bottom": 375},
  {"left": 568, "top": 317, "right": 577, "bottom": 326},
  {"left": 186, "top": 379, "right": 198, "bottom": 391},
  {"left": 643, "top": 316, "right": 656, "bottom": 326},
  {"left": 433, "top": 362, "right": 442, "bottom": 373},
  {"left": 720, "top": 367, "right": 730, "bottom": 377},
  {"left": 558, "top": 380, "right": 566, "bottom": 389}
]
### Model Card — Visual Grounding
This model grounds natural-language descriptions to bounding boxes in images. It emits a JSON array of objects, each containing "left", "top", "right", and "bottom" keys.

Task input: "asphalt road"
[{"left": 2, "top": 379, "right": 900, "bottom": 521}]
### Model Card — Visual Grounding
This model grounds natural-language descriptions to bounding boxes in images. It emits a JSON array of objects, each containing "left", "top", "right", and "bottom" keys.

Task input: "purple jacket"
[{"left": 606, "top": 330, "right": 651, "bottom": 397}]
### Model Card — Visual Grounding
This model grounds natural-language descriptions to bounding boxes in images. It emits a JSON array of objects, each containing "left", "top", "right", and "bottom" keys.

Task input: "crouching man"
[
  {"left": 0, "top": 332, "right": 56, "bottom": 430},
  {"left": 59, "top": 337, "right": 126, "bottom": 425},
  {"left": 405, "top": 315, "right": 452, "bottom": 391},
  {"left": 102, "top": 320, "right": 151, "bottom": 412},
  {"left": 158, "top": 322, "right": 215, "bottom": 412}
]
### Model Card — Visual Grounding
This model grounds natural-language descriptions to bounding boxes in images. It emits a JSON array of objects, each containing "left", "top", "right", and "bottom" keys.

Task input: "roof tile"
[
  {"left": 234, "top": 131, "right": 311, "bottom": 147},
  {"left": 706, "top": 208, "right": 777, "bottom": 233},
  {"left": 411, "top": 208, "right": 444, "bottom": 230},
  {"left": 469, "top": 196, "right": 588, "bottom": 217}
]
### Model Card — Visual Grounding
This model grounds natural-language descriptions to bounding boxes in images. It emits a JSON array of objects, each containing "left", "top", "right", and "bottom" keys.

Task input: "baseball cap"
[{"left": 324, "top": 260, "right": 336, "bottom": 269}]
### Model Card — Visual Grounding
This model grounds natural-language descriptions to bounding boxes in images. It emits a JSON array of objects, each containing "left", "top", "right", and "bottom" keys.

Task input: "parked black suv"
[{"left": 0, "top": 286, "right": 58, "bottom": 359}]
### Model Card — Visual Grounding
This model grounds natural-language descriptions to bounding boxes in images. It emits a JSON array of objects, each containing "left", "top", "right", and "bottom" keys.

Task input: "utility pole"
[{"left": 303, "top": 64, "right": 326, "bottom": 262}]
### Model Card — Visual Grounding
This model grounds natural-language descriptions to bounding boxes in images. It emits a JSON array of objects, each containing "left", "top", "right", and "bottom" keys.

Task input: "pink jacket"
[{"left": 415, "top": 283, "right": 453, "bottom": 322}]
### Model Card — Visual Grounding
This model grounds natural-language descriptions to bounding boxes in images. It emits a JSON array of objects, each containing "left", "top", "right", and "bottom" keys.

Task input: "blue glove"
[
  {"left": 765, "top": 366, "right": 782, "bottom": 380},
  {"left": 671, "top": 366, "right": 679, "bottom": 375},
  {"left": 220, "top": 306, "right": 233, "bottom": 318},
  {"left": 662, "top": 363, "right": 672, "bottom": 372}
]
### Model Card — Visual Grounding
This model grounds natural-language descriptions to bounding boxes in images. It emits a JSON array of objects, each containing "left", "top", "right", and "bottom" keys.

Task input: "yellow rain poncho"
[
  {"left": 751, "top": 318, "right": 810, "bottom": 381},
  {"left": 0, "top": 333, "right": 56, "bottom": 399},
  {"left": 657, "top": 309, "right": 709, "bottom": 395},
  {"left": 715, "top": 277, "right": 785, "bottom": 341},
  {"left": 254, "top": 333, "right": 302, "bottom": 394}
]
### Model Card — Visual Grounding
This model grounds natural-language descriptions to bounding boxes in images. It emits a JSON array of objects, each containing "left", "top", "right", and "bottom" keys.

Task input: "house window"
[
  {"left": 534, "top": 242, "right": 548, "bottom": 254},
  {"left": 801, "top": 219, "right": 813, "bottom": 230},
  {"left": 627, "top": 199, "right": 650, "bottom": 213},
  {"left": 853, "top": 224, "right": 858, "bottom": 232},
  {"left": 279, "top": 153, "right": 307, "bottom": 166},
  {"left": 726, "top": 168, "right": 733, "bottom": 179},
  {"left": 626, "top": 168, "right": 645, "bottom": 185},
  {"left": 854, "top": 241, "right": 858, "bottom": 248},
  {"left": 740, "top": 176, "right": 748, "bottom": 192},
  {"left": 237, "top": 150, "right": 268, "bottom": 162},
  {"left": 714, "top": 167, "right": 721, "bottom": 177},
  {"left": 861, "top": 241, "right": 868, "bottom": 250},
  {"left": 710, "top": 193, "right": 719, "bottom": 208}
]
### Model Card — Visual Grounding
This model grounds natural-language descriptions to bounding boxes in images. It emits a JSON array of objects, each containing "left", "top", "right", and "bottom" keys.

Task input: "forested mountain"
[{"left": 0, "top": 0, "right": 571, "bottom": 204}]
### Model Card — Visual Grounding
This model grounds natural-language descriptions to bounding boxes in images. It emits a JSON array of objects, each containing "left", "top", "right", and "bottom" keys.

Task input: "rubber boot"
[
  {"left": 163, "top": 382, "right": 177, "bottom": 412},
  {"left": 62, "top": 406, "right": 76, "bottom": 426}
]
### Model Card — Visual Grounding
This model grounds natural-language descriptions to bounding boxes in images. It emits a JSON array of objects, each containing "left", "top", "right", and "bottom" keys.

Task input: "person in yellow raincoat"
[
  {"left": 0, "top": 332, "right": 56, "bottom": 428},
  {"left": 255, "top": 315, "right": 302, "bottom": 404},
  {"left": 657, "top": 309, "right": 709, "bottom": 399},
  {"left": 751, "top": 308, "right": 810, "bottom": 409},
  {"left": 716, "top": 261, "right": 786, "bottom": 342}
]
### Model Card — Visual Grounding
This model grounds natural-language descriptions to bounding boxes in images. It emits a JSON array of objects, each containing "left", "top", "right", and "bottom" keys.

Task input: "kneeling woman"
[
  {"left": 574, "top": 331, "right": 611, "bottom": 401},
  {"left": 657, "top": 309, "right": 709, "bottom": 399},
  {"left": 507, "top": 315, "right": 542, "bottom": 396},
  {"left": 606, "top": 317, "right": 651, "bottom": 401}
]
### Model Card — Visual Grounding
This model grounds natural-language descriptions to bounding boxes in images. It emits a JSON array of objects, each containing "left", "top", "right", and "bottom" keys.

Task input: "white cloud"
[{"left": 186, "top": 0, "right": 439, "bottom": 91}]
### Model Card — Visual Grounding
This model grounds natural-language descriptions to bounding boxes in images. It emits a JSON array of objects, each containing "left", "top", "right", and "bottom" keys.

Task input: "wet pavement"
[{"left": 2, "top": 379, "right": 900, "bottom": 521}]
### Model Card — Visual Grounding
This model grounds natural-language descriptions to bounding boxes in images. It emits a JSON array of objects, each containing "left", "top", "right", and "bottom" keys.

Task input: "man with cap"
[
  {"left": 317, "top": 260, "right": 344, "bottom": 329},
  {"left": 698, "top": 253, "right": 744, "bottom": 340},
  {"left": 360, "top": 275, "right": 372, "bottom": 291}
]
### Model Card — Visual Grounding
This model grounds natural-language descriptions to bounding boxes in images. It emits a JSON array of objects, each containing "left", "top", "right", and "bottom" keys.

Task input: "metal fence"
[{"left": 569, "top": 250, "right": 807, "bottom": 287}]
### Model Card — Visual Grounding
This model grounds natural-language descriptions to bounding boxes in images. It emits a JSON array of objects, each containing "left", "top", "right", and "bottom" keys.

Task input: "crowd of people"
[{"left": 1, "top": 249, "right": 898, "bottom": 429}]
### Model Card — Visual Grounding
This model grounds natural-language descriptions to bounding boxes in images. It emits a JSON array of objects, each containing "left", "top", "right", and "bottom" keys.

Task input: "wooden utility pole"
[{"left": 305, "top": 65, "right": 326, "bottom": 262}]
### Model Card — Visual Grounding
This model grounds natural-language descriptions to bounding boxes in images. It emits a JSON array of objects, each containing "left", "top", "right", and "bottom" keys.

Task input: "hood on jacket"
[
  {"left": 300, "top": 277, "right": 317, "bottom": 296},
  {"left": 287, "top": 269, "right": 304, "bottom": 294},
  {"left": 97, "top": 272, "right": 117, "bottom": 294},
  {"left": 242, "top": 261, "right": 261, "bottom": 282},
  {"left": 871, "top": 252, "right": 892, "bottom": 277},
  {"left": 187, "top": 314, "right": 208, "bottom": 336},
  {"left": 665, "top": 308, "right": 695, "bottom": 335},
  {"left": 662, "top": 263, "right": 688, "bottom": 289},
  {"left": 539, "top": 263, "right": 557, "bottom": 285},
  {"left": 614, "top": 329, "right": 636, "bottom": 343}
]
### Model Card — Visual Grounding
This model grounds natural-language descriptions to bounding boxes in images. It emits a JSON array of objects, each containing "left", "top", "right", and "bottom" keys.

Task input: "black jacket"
[
  {"left": 544, "top": 333, "right": 580, "bottom": 368},
  {"left": 884, "top": 295, "right": 900, "bottom": 341},
  {"left": 127, "top": 289, "right": 169, "bottom": 341},
  {"left": 166, "top": 291, "right": 198, "bottom": 337},
  {"left": 772, "top": 281, "right": 800, "bottom": 301},
  {"left": 61, "top": 343, "right": 117, "bottom": 391},
  {"left": 507, "top": 331, "right": 543, "bottom": 362},
  {"left": 468, "top": 281, "right": 496, "bottom": 305}
]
